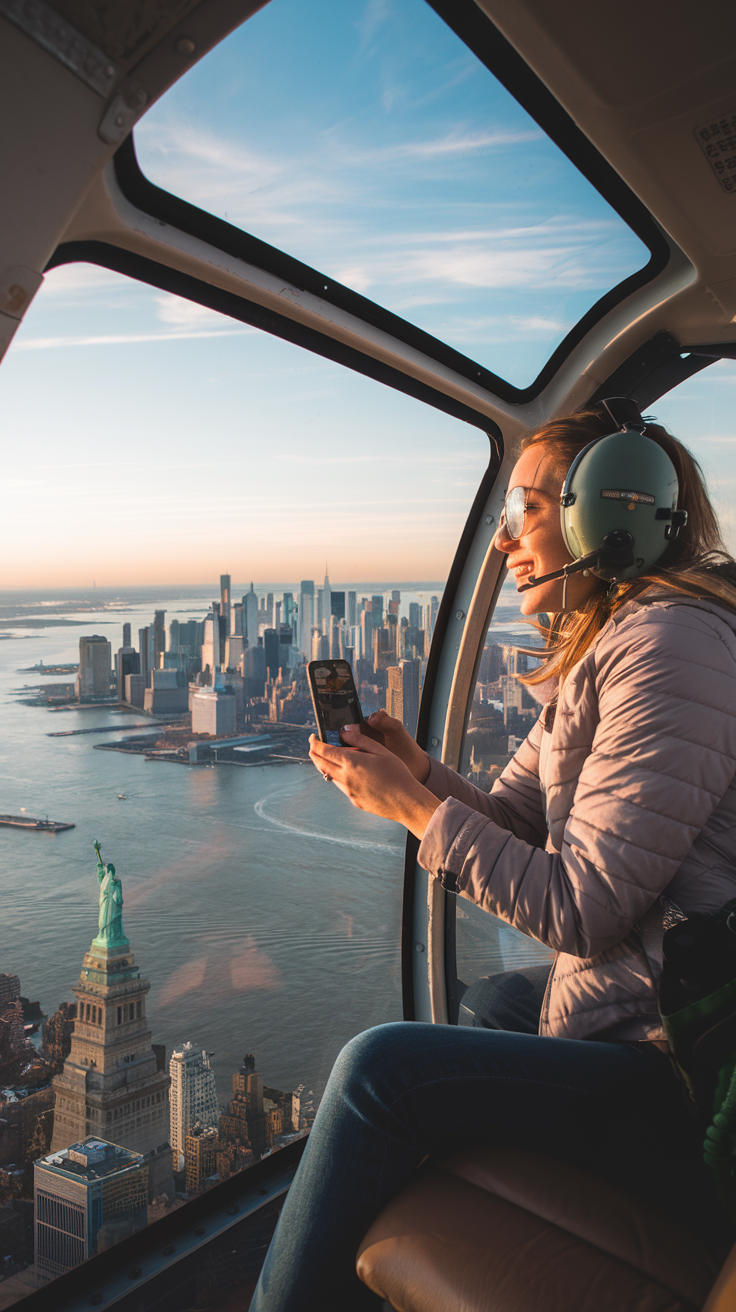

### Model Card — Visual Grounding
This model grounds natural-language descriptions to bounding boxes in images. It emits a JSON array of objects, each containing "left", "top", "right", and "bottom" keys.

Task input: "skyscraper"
[
  {"left": 386, "top": 659, "right": 421, "bottom": 733},
  {"left": 34, "top": 1139, "right": 147, "bottom": 1284},
  {"left": 298, "top": 581, "right": 314, "bottom": 655},
  {"left": 220, "top": 574, "right": 231, "bottom": 630},
  {"left": 347, "top": 591, "right": 357, "bottom": 626},
  {"left": 244, "top": 584, "right": 259, "bottom": 646},
  {"left": 323, "top": 570, "right": 331, "bottom": 624},
  {"left": 153, "top": 611, "right": 166, "bottom": 671},
  {"left": 122, "top": 623, "right": 131, "bottom": 648},
  {"left": 76, "top": 636, "right": 112, "bottom": 702},
  {"left": 264, "top": 629, "right": 279, "bottom": 679},
  {"left": 331, "top": 591, "right": 345, "bottom": 622},
  {"left": 169, "top": 1044, "right": 219, "bottom": 1170},
  {"left": 201, "top": 603, "right": 221, "bottom": 675},
  {"left": 50, "top": 845, "right": 172, "bottom": 1201},
  {"left": 138, "top": 627, "right": 150, "bottom": 690}
]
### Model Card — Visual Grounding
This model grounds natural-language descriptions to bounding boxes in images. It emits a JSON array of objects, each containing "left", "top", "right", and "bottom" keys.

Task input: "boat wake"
[{"left": 254, "top": 792, "right": 397, "bottom": 854}]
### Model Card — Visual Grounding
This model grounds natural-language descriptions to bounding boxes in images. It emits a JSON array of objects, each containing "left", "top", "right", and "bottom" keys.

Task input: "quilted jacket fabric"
[{"left": 417, "top": 594, "right": 736, "bottom": 1043}]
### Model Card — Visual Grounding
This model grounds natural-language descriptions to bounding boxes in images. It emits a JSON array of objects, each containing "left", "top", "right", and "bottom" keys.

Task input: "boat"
[
  {"left": 0, "top": 813, "right": 75, "bottom": 833},
  {"left": 117, "top": 793, "right": 127, "bottom": 800}
]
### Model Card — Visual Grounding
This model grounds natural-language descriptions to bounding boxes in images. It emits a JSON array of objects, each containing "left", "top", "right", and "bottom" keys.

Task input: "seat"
[{"left": 356, "top": 1147, "right": 735, "bottom": 1312}]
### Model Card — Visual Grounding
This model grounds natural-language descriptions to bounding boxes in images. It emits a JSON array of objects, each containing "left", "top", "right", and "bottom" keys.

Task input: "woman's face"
[{"left": 495, "top": 445, "right": 599, "bottom": 615}]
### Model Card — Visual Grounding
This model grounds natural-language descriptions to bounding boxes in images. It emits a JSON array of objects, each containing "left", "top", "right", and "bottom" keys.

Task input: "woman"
[{"left": 250, "top": 407, "right": 736, "bottom": 1311}]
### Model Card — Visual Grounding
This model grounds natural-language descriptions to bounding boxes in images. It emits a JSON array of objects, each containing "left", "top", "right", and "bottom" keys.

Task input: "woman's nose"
[{"left": 494, "top": 520, "right": 517, "bottom": 552}]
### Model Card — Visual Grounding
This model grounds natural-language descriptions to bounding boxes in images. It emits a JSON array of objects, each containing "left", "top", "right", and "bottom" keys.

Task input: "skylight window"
[{"left": 136, "top": 0, "right": 649, "bottom": 388}]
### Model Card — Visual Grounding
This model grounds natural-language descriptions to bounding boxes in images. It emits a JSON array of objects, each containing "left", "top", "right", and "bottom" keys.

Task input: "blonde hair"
[{"left": 520, "top": 408, "right": 736, "bottom": 686}]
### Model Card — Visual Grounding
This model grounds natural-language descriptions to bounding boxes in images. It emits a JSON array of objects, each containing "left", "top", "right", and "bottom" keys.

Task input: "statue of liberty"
[{"left": 92, "top": 840, "right": 128, "bottom": 948}]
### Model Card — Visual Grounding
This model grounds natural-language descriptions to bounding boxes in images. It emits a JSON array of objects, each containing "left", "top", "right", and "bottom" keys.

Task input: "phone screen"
[{"left": 308, "top": 660, "right": 363, "bottom": 745}]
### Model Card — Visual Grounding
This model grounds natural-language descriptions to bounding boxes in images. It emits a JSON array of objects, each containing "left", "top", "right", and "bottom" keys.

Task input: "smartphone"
[{"left": 307, "top": 659, "right": 364, "bottom": 746}]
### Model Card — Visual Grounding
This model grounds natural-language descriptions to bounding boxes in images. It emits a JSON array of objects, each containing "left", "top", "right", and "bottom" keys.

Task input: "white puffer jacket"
[{"left": 418, "top": 595, "right": 736, "bottom": 1043}]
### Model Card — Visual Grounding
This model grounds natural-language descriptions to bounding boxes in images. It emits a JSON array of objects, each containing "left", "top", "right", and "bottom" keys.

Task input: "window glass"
[
  {"left": 648, "top": 358, "right": 736, "bottom": 554},
  {"left": 452, "top": 362, "right": 736, "bottom": 1011},
  {"left": 0, "top": 263, "right": 487, "bottom": 1296},
  {"left": 135, "top": 0, "right": 649, "bottom": 388}
]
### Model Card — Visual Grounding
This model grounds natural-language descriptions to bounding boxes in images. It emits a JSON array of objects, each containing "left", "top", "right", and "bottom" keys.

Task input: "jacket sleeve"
[
  {"left": 423, "top": 718, "right": 548, "bottom": 849},
  {"left": 418, "top": 608, "right": 736, "bottom": 957}
]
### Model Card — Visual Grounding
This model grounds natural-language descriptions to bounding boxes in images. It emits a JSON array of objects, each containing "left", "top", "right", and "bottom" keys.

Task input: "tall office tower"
[
  {"left": 283, "top": 592, "right": 294, "bottom": 634},
  {"left": 388, "top": 598, "right": 400, "bottom": 616},
  {"left": 316, "top": 589, "right": 323, "bottom": 626},
  {"left": 244, "top": 584, "right": 259, "bottom": 646},
  {"left": 169, "top": 1044, "right": 219, "bottom": 1170},
  {"left": 360, "top": 611, "right": 374, "bottom": 670},
  {"left": 298, "top": 581, "right": 314, "bottom": 655},
  {"left": 220, "top": 574, "right": 231, "bottom": 630},
  {"left": 77, "top": 636, "right": 112, "bottom": 701},
  {"left": 371, "top": 595, "right": 383, "bottom": 628},
  {"left": 266, "top": 592, "right": 274, "bottom": 627},
  {"left": 386, "top": 666, "right": 403, "bottom": 723},
  {"left": 329, "top": 615, "right": 339, "bottom": 659},
  {"left": 323, "top": 570, "right": 331, "bottom": 624},
  {"left": 373, "top": 627, "right": 392, "bottom": 670},
  {"left": 168, "top": 619, "right": 180, "bottom": 653},
  {"left": 501, "top": 674, "right": 523, "bottom": 726},
  {"left": 386, "top": 659, "right": 421, "bottom": 733},
  {"left": 330, "top": 590, "right": 344, "bottom": 622},
  {"left": 392, "top": 590, "right": 401, "bottom": 604},
  {"left": 184, "top": 1123, "right": 219, "bottom": 1195},
  {"left": 218, "top": 1055, "right": 271, "bottom": 1160},
  {"left": 34, "top": 1139, "right": 147, "bottom": 1284},
  {"left": 115, "top": 646, "right": 139, "bottom": 704},
  {"left": 409, "top": 603, "right": 421, "bottom": 630},
  {"left": 122, "top": 622, "right": 131, "bottom": 648},
  {"left": 347, "top": 591, "right": 357, "bottom": 626},
  {"left": 201, "top": 603, "right": 221, "bottom": 675},
  {"left": 387, "top": 613, "right": 399, "bottom": 658},
  {"left": 50, "top": 846, "right": 173, "bottom": 1201},
  {"left": 226, "top": 604, "right": 244, "bottom": 669},
  {"left": 138, "top": 627, "right": 150, "bottom": 690},
  {"left": 274, "top": 601, "right": 282, "bottom": 629},
  {"left": 429, "top": 595, "right": 439, "bottom": 637},
  {"left": 263, "top": 629, "right": 280, "bottom": 679},
  {"left": 313, "top": 631, "right": 329, "bottom": 660},
  {"left": 153, "top": 611, "right": 166, "bottom": 671},
  {"left": 244, "top": 643, "right": 267, "bottom": 698}
]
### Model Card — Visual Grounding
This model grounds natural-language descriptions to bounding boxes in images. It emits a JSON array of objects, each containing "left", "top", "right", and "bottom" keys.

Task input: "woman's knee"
[{"left": 330, "top": 1022, "right": 413, "bottom": 1090}]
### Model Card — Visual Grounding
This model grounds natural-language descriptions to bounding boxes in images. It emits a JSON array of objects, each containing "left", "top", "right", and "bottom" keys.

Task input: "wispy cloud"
[{"left": 14, "top": 328, "right": 254, "bottom": 351}]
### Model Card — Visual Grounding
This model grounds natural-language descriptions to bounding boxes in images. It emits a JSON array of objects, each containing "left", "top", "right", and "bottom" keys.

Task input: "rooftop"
[{"left": 36, "top": 1137, "right": 145, "bottom": 1181}]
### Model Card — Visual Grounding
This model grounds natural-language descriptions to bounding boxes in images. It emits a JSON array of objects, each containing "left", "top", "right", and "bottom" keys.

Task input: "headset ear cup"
[{"left": 561, "top": 431, "right": 679, "bottom": 581}]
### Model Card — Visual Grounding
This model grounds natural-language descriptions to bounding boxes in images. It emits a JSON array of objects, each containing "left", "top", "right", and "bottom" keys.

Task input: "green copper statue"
[{"left": 92, "top": 840, "right": 128, "bottom": 948}]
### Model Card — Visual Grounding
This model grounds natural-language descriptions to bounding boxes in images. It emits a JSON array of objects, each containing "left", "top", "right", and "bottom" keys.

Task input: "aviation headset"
[{"left": 515, "top": 396, "right": 688, "bottom": 607}]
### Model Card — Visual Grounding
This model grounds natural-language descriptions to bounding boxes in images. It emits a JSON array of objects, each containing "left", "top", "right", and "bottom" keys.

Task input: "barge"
[{"left": 0, "top": 814, "right": 75, "bottom": 833}]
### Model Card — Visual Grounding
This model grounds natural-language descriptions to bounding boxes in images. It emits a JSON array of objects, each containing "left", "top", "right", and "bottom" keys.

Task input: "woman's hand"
[
  {"left": 308, "top": 727, "right": 440, "bottom": 841},
  {"left": 360, "top": 710, "right": 431, "bottom": 783}
]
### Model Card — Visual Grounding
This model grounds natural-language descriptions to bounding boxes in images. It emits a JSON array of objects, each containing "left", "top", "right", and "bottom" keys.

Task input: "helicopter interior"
[{"left": 3, "top": 0, "right": 736, "bottom": 1309}]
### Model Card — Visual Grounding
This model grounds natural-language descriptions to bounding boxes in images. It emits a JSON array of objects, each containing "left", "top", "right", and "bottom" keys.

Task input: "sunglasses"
[{"left": 498, "top": 485, "right": 528, "bottom": 541}]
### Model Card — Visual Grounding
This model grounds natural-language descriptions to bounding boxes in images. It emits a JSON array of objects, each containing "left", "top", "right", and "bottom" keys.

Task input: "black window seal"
[{"left": 108, "top": 0, "right": 670, "bottom": 407}]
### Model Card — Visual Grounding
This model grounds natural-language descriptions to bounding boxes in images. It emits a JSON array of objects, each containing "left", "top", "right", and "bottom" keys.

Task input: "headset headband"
[{"left": 593, "top": 396, "right": 646, "bottom": 435}]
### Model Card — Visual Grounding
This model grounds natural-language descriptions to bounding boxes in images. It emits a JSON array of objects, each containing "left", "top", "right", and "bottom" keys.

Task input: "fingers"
[{"left": 339, "top": 723, "right": 392, "bottom": 756}]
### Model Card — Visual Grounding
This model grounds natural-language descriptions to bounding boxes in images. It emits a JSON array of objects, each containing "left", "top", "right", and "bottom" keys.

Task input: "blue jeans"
[{"left": 250, "top": 971, "right": 727, "bottom": 1311}]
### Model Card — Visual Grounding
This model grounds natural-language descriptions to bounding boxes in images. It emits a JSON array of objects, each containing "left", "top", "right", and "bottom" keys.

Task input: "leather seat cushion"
[{"left": 356, "top": 1148, "right": 719, "bottom": 1312}]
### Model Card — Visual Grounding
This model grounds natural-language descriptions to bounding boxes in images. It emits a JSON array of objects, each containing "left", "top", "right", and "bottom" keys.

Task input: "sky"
[{"left": 0, "top": 0, "right": 734, "bottom": 589}]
